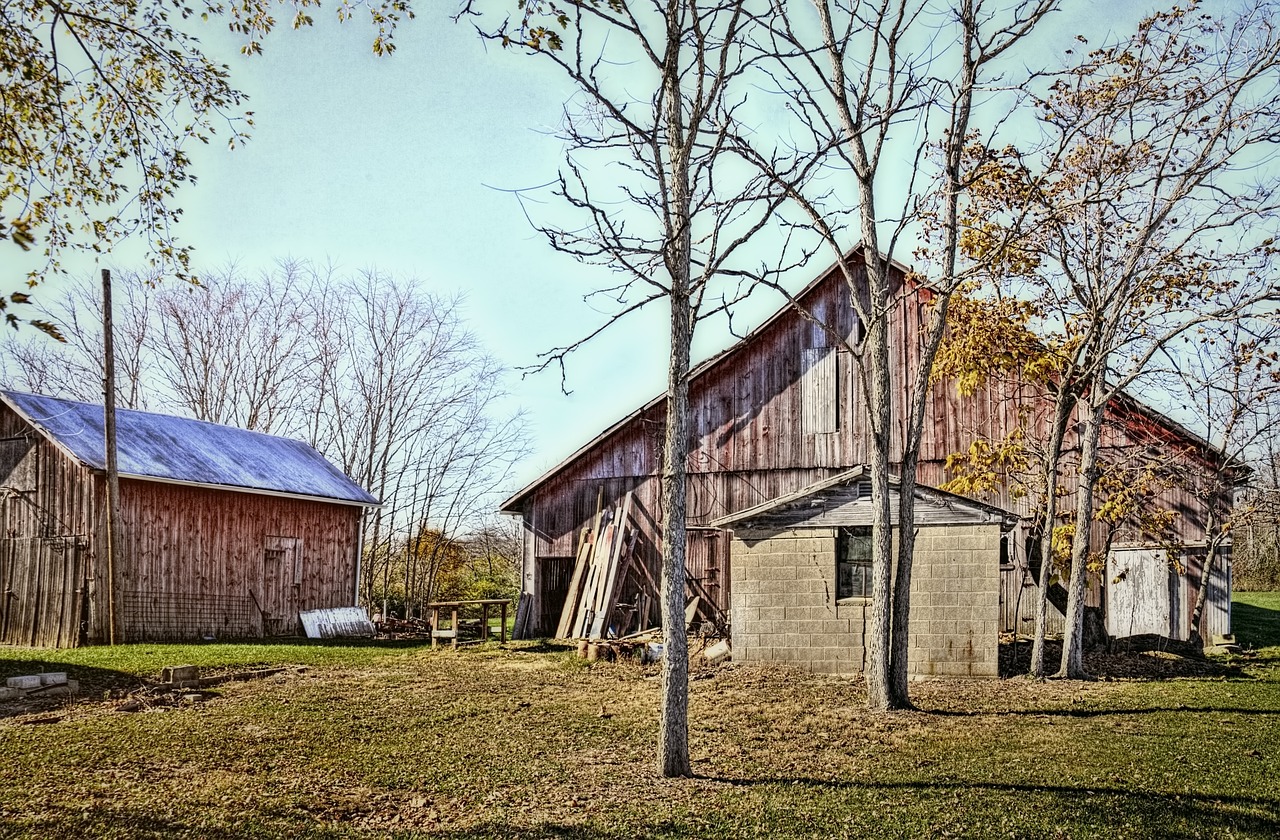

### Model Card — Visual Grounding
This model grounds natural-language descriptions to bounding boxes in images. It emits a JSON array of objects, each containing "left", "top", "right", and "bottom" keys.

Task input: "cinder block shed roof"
[{"left": 711, "top": 466, "right": 1018, "bottom": 532}]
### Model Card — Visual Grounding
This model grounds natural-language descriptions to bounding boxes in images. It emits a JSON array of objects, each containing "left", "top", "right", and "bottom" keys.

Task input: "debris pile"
[
  {"left": 554, "top": 490, "right": 732, "bottom": 665},
  {"left": 573, "top": 628, "right": 733, "bottom": 667},
  {"left": 375, "top": 615, "right": 434, "bottom": 638},
  {"left": 113, "top": 663, "right": 306, "bottom": 713}
]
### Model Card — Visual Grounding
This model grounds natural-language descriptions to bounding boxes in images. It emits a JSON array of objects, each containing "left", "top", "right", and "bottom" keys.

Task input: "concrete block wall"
[
  {"left": 729, "top": 528, "right": 862, "bottom": 674},
  {"left": 729, "top": 524, "right": 1000, "bottom": 677},
  {"left": 906, "top": 524, "right": 1001, "bottom": 677}
]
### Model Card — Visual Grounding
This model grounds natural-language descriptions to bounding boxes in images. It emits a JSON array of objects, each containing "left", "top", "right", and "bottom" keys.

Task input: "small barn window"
[{"left": 837, "top": 526, "right": 872, "bottom": 600}]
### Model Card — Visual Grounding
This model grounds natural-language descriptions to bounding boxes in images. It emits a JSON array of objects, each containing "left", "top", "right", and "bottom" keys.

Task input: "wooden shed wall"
[
  {"left": 116, "top": 480, "right": 362, "bottom": 641},
  {"left": 0, "top": 427, "right": 95, "bottom": 648}
]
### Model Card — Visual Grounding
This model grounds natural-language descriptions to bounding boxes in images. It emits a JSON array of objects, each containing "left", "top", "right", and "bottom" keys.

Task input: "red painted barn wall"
[
  {"left": 0, "top": 402, "right": 365, "bottom": 646},
  {"left": 117, "top": 480, "right": 363, "bottom": 640}
]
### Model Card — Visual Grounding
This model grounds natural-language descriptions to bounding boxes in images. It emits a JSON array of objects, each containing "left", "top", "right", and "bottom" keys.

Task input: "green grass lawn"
[
  {"left": 0, "top": 637, "right": 433, "bottom": 697},
  {"left": 1233, "top": 591, "right": 1280, "bottom": 650},
  {"left": 0, "top": 599, "right": 1276, "bottom": 839}
]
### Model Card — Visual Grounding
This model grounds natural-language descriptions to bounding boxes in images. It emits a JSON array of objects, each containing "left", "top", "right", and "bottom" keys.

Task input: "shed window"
[{"left": 837, "top": 526, "right": 872, "bottom": 600}]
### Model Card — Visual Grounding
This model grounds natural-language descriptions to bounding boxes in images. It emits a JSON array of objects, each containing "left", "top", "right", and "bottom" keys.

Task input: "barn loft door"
[{"left": 262, "top": 536, "right": 302, "bottom": 636}]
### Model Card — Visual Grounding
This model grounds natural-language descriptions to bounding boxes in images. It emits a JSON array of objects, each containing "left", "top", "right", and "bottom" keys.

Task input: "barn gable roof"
[
  {"left": 500, "top": 246, "right": 1230, "bottom": 515},
  {"left": 710, "top": 467, "right": 1018, "bottom": 531},
  {"left": 499, "top": 249, "right": 897, "bottom": 513},
  {"left": 1, "top": 391, "right": 378, "bottom": 507}
]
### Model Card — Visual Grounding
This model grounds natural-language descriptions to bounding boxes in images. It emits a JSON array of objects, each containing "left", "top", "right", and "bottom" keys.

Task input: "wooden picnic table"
[{"left": 426, "top": 599, "right": 511, "bottom": 648}]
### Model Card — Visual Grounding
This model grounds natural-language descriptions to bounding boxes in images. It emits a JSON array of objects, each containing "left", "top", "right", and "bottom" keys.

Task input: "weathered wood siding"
[
  {"left": 999, "top": 566, "right": 1066, "bottom": 635},
  {"left": 0, "top": 419, "right": 95, "bottom": 647},
  {"left": 514, "top": 254, "right": 1231, "bottom": 636},
  {"left": 117, "top": 480, "right": 362, "bottom": 640},
  {"left": 0, "top": 402, "right": 364, "bottom": 646},
  {"left": 1105, "top": 546, "right": 1231, "bottom": 641}
]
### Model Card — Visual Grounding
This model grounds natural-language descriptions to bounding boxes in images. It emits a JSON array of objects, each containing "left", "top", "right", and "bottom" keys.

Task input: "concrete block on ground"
[
  {"left": 161, "top": 664, "right": 201, "bottom": 685},
  {"left": 6, "top": 675, "right": 40, "bottom": 690},
  {"left": 704, "top": 639, "right": 731, "bottom": 664},
  {"left": 36, "top": 682, "right": 77, "bottom": 698}
]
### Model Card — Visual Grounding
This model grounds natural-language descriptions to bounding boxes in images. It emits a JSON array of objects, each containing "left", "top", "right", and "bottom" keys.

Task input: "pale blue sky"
[
  {"left": 34, "top": 0, "right": 1140, "bottom": 495},
  {"left": 114, "top": 6, "right": 676, "bottom": 492}
]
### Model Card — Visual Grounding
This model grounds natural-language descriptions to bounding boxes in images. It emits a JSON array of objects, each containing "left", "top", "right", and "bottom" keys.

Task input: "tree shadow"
[
  {"left": 999, "top": 637, "right": 1244, "bottom": 680},
  {"left": 919, "top": 704, "right": 1280, "bottom": 719},
  {"left": 1233, "top": 599, "right": 1280, "bottom": 650},
  {"left": 422, "top": 775, "right": 1280, "bottom": 840},
  {"left": 512, "top": 640, "right": 576, "bottom": 654},
  {"left": 0, "top": 657, "right": 148, "bottom": 695}
]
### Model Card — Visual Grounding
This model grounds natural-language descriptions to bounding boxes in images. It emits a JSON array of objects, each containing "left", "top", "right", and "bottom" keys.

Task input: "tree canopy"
[{"left": 0, "top": 0, "right": 413, "bottom": 333}]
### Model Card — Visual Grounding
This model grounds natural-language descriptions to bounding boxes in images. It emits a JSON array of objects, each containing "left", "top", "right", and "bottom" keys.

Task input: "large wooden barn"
[
  {"left": 502, "top": 250, "right": 1234, "bottom": 674},
  {"left": 0, "top": 391, "right": 378, "bottom": 647}
]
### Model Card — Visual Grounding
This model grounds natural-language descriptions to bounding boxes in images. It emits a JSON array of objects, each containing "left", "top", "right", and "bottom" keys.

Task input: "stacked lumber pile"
[
  {"left": 575, "top": 631, "right": 663, "bottom": 663},
  {"left": 556, "top": 489, "right": 733, "bottom": 644},
  {"left": 557, "top": 491, "right": 653, "bottom": 640}
]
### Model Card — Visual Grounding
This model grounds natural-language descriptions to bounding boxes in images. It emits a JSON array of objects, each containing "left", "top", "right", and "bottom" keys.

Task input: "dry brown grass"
[{"left": 0, "top": 638, "right": 1276, "bottom": 838}]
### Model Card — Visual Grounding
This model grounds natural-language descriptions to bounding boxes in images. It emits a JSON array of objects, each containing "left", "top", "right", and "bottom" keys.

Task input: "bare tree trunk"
[
  {"left": 1188, "top": 505, "right": 1226, "bottom": 646},
  {"left": 657, "top": 4, "right": 694, "bottom": 773},
  {"left": 889, "top": 465, "right": 917, "bottom": 706},
  {"left": 1030, "top": 391, "right": 1072, "bottom": 677},
  {"left": 862, "top": 258, "right": 895, "bottom": 712},
  {"left": 1057, "top": 381, "right": 1106, "bottom": 680},
  {"left": 658, "top": 289, "right": 693, "bottom": 778}
]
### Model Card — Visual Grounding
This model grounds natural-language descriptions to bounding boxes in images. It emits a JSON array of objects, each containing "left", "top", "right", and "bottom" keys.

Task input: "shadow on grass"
[
  {"left": 0, "top": 636, "right": 437, "bottom": 715},
  {"left": 512, "top": 640, "right": 576, "bottom": 654},
  {"left": 0, "top": 811, "right": 346, "bottom": 840},
  {"left": 921, "top": 704, "right": 1280, "bottom": 718},
  {"left": 427, "top": 775, "right": 1280, "bottom": 839},
  {"left": 1234, "top": 600, "right": 1280, "bottom": 650},
  {"left": 0, "top": 658, "right": 149, "bottom": 704},
  {"left": 14, "top": 781, "right": 1278, "bottom": 840},
  {"left": 206, "top": 636, "right": 434, "bottom": 650}
]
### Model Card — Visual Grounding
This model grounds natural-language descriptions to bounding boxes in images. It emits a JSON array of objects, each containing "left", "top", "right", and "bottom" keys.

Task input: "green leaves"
[{"left": 2, "top": 0, "right": 415, "bottom": 323}]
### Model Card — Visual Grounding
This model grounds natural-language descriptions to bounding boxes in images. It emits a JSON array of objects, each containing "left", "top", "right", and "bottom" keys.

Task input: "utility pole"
[{"left": 102, "top": 268, "right": 123, "bottom": 644}]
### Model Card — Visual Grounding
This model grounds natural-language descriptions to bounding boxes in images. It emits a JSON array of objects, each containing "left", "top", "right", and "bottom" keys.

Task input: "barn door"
[
  {"left": 1106, "top": 547, "right": 1172, "bottom": 639},
  {"left": 685, "top": 529, "right": 729, "bottom": 633},
  {"left": 262, "top": 536, "right": 302, "bottom": 636}
]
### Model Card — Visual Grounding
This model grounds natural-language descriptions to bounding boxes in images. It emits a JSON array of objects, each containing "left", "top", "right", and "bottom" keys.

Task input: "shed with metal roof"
[
  {"left": 0, "top": 391, "right": 377, "bottom": 646},
  {"left": 714, "top": 468, "right": 1016, "bottom": 676}
]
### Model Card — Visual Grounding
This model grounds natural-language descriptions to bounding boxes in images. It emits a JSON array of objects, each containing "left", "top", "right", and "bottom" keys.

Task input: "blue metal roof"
[{"left": 2, "top": 391, "right": 378, "bottom": 506}]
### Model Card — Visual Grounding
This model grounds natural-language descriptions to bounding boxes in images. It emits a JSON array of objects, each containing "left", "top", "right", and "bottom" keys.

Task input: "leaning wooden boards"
[{"left": 556, "top": 491, "right": 637, "bottom": 640}]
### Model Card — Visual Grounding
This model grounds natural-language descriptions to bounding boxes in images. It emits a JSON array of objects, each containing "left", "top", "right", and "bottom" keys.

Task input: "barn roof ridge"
[
  {"left": 498, "top": 248, "right": 885, "bottom": 513},
  {"left": 1, "top": 390, "right": 378, "bottom": 507}
]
